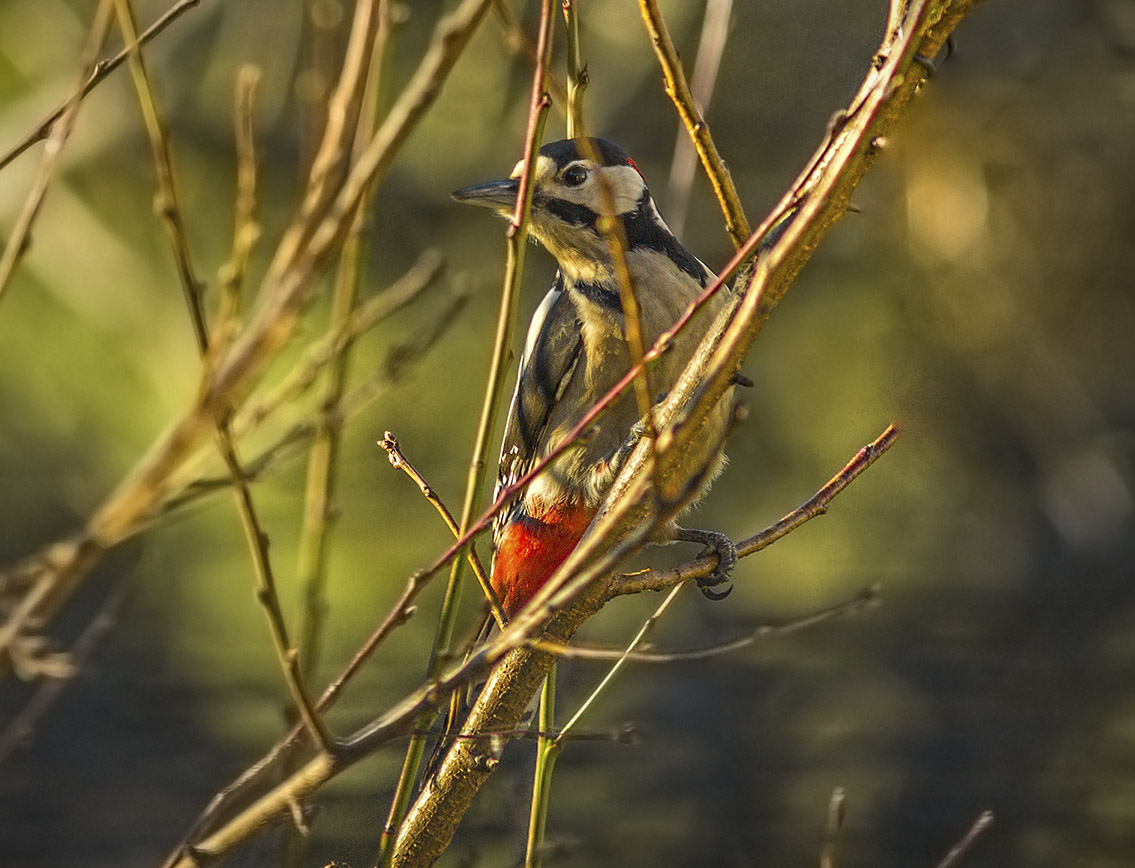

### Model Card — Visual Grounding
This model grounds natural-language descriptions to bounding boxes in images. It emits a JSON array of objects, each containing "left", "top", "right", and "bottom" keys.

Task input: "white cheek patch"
[
  {"left": 601, "top": 164, "right": 647, "bottom": 214},
  {"left": 511, "top": 154, "right": 558, "bottom": 182}
]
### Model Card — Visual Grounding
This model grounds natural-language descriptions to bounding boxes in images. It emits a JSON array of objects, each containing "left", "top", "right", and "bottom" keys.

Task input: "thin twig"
[
  {"left": 557, "top": 583, "right": 682, "bottom": 735},
  {"left": 638, "top": 0, "right": 750, "bottom": 248},
  {"left": 524, "top": 661, "right": 561, "bottom": 868},
  {"left": 665, "top": 0, "right": 733, "bottom": 238},
  {"left": 561, "top": 0, "right": 588, "bottom": 138},
  {"left": 612, "top": 424, "right": 900, "bottom": 596},
  {"left": 0, "top": 0, "right": 115, "bottom": 307},
  {"left": 379, "top": 433, "right": 502, "bottom": 629},
  {"left": 934, "top": 811, "right": 995, "bottom": 868},
  {"left": 535, "top": 586, "right": 879, "bottom": 663},
  {"left": 111, "top": 0, "right": 208, "bottom": 351},
  {"left": 819, "top": 787, "right": 847, "bottom": 868},
  {"left": 217, "top": 64, "right": 263, "bottom": 331},
  {"left": 0, "top": 0, "right": 202, "bottom": 173}
]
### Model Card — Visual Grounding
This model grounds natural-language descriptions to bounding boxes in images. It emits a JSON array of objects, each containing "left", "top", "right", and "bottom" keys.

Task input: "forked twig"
[
  {"left": 0, "top": 0, "right": 115, "bottom": 307},
  {"left": 380, "top": 433, "right": 503, "bottom": 630},
  {"left": 0, "top": 0, "right": 202, "bottom": 174}
]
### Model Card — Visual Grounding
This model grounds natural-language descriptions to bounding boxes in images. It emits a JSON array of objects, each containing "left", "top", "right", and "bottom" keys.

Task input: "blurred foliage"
[{"left": 1, "top": 0, "right": 1133, "bottom": 867}]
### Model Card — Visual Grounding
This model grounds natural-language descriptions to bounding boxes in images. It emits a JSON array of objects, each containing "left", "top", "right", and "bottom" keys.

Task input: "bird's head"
[{"left": 453, "top": 138, "right": 671, "bottom": 284}]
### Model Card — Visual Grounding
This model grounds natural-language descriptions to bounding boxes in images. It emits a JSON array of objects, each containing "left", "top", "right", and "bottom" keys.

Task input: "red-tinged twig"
[{"left": 612, "top": 424, "right": 900, "bottom": 596}]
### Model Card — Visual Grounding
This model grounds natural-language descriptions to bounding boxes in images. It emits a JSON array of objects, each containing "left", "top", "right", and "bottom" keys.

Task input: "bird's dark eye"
[{"left": 562, "top": 165, "right": 589, "bottom": 187}]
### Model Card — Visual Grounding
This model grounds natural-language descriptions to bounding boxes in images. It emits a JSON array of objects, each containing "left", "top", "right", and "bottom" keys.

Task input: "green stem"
[
  {"left": 379, "top": 5, "right": 556, "bottom": 861},
  {"left": 526, "top": 665, "right": 561, "bottom": 868}
]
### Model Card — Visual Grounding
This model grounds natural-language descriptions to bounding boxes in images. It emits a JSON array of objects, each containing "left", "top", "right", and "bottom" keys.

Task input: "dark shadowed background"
[{"left": 0, "top": 1, "right": 1132, "bottom": 866}]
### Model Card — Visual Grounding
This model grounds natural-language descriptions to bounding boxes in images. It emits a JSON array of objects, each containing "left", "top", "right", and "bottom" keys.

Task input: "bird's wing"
[{"left": 493, "top": 273, "right": 583, "bottom": 538}]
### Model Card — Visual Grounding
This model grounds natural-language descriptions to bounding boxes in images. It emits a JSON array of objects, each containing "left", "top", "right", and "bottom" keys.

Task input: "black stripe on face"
[
  {"left": 622, "top": 191, "right": 709, "bottom": 286},
  {"left": 541, "top": 195, "right": 599, "bottom": 228}
]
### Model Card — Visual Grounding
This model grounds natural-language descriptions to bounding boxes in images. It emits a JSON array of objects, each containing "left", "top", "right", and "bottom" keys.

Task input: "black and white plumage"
[{"left": 453, "top": 138, "right": 736, "bottom": 617}]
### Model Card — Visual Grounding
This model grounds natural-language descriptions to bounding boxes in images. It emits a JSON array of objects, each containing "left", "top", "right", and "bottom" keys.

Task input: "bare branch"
[
  {"left": 380, "top": 432, "right": 503, "bottom": 630},
  {"left": 532, "top": 586, "right": 880, "bottom": 663},
  {"left": 0, "top": 0, "right": 114, "bottom": 307},
  {"left": 638, "top": 0, "right": 750, "bottom": 247},
  {"left": 0, "top": 0, "right": 202, "bottom": 174},
  {"left": 934, "top": 811, "right": 995, "bottom": 868},
  {"left": 611, "top": 424, "right": 899, "bottom": 596}
]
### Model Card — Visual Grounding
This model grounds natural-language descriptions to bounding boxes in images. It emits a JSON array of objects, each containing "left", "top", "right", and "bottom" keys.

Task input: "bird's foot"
[{"left": 674, "top": 526, "right": 736, "bottom": 601}]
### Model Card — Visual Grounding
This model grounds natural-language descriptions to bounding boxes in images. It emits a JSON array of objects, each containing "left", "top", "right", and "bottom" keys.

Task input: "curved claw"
[
  {"left": 673, "top": 526, "right": 737, "bottom": 603},
  {"left": 699, "top": 582, "right": 733, "bottom": 602}
]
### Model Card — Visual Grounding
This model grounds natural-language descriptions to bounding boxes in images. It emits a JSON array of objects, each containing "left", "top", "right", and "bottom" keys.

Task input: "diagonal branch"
[
  {"left": 611, "top": 424, "right": 899, "bottom": 596},
  {"left": 0, "top": 0, "right": 115, "bottom": 307},
  {"left": 0, "top": 0, "right": 202, "bottom": 174},
  {"left": 638, "top": 0, "right": 749, "bottom": 248}
]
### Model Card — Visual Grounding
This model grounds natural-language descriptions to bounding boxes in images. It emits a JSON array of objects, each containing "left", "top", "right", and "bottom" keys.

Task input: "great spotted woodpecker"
[{"left": 453, "top": 138, "right": 737, "bottom": 618}]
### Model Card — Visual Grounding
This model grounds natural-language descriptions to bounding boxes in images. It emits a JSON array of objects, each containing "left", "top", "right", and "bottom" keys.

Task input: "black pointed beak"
[{"left": 451, "top": 177, "right": 520, "bottom": 212}]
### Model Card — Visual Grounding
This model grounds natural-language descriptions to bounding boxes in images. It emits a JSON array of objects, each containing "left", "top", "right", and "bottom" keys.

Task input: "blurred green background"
[{"left": 1, "top": 1, "right": 1133, "bottom": 866}]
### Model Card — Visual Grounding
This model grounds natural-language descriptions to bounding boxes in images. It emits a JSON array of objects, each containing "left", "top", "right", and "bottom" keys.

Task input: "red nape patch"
[
  {"left": 625, "top": 157, "right": 643, "bottom": 179},
  {"left": 492, "top": 501, "right": 595, "bottom": 618}
]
